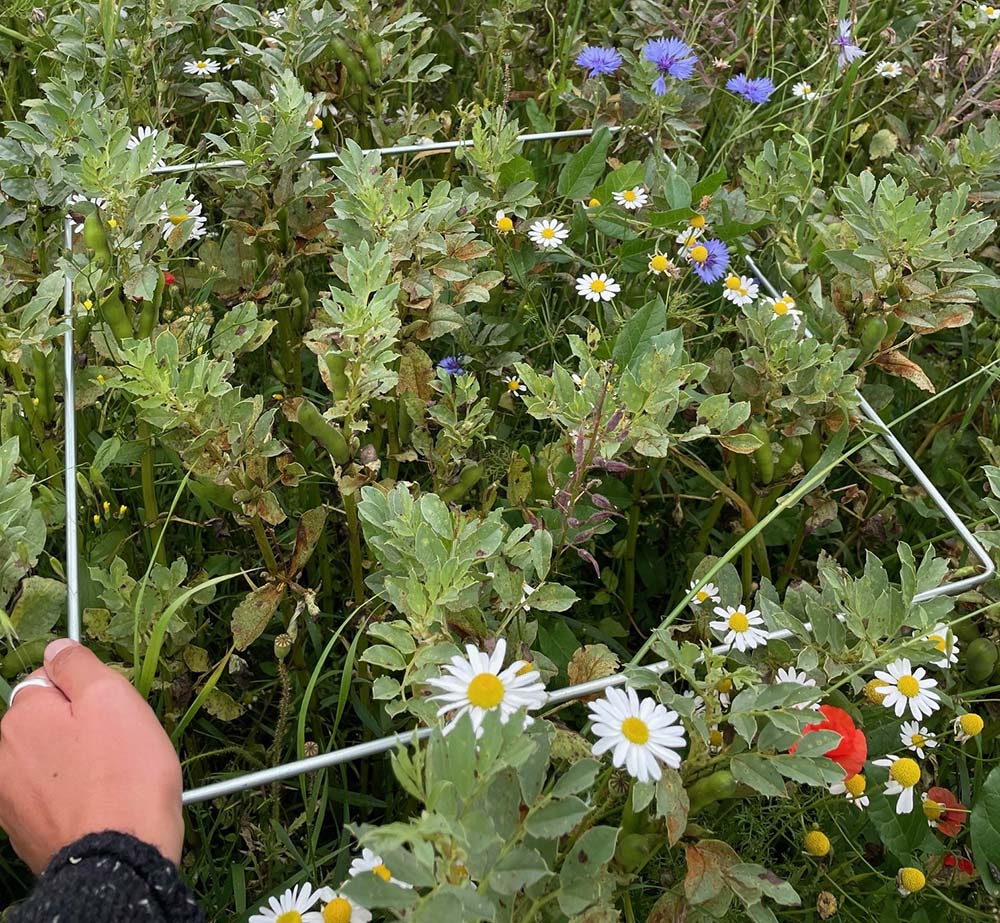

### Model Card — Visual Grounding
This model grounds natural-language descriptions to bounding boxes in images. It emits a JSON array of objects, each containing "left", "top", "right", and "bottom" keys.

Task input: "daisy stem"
[{"left": 622, "top": 467, "right": 646, "bottom": 617}]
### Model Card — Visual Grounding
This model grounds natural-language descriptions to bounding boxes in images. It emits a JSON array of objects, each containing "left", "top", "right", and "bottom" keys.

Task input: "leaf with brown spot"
[
  {"left": 684, "top": 839, "right": 740, "bottom": 912},
  {"left": 231, "top": 582, "right": 286, "bottom": 650},
  {"left": 655, "top": 769, "right": 690, "bottom": 846},
  {"left": 567, "top": 644, "right": 620, "bottom": 688},
  {"left": 874, "top": 350, "right": 936, "bottom": 392},
  {"left": 397, "top": 343, "right": 435, "bottom": 399},
  {"left": 288, "top": 506, "right": 328, "bottom": 578}
]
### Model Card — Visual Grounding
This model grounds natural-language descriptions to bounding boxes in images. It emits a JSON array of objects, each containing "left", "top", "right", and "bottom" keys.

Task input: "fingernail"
[{"left": 44, "top": 638, "right": 78, "bottom": 665}]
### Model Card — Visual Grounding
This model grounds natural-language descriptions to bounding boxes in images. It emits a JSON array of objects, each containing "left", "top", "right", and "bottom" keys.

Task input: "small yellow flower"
[
  {"left": 82, "top": 299, "right": 93, "bottom": 311},
  {"left": 107, "top": 218, "right": 118, "bottom": 229},
  {"left": 197, "top": 345, "right": 204, "bottom": 355},
  {"left": 863, "top": 678, "right": 887, "bottom": 705},
  {"left": 648, "top": 252, "right": 673, "bottom": 275},
  {"left": 92, "top": 513, "right": 101, "bottom": 525},
  {"left": 804, "top": 830, "right": 830, "bottom": 857},
  {"left": 274, "top": 392, "right": 284, "bottom": 401},
  {"left": 493, "top": 210, "right": 514, "bottom": 233},
  {"left": 31, "top": 397, "right": 39, "bottom": 406},
  {"left": 897, "top": 867, "right": 926, "bottom": 895},
  {"left": 588, "top": 197, "right": 601, "bottom": 207},
  {"left": 118, "top": 504, "right": 128, "bottom": 516},
  {"left": 688, "top": 214, "right": 706, "bottom": 229},
  {"left": 311, "top": 116, "right": 323, "bottom": 130},
  {"left": 97, "top": 373, "right": 106, "bottom": 385},
  {"left": 955, "top": 713, "right": 985, "bottom": 741},
  {"left": 102, "top": 500, "right": 111, "bottom": 514}
]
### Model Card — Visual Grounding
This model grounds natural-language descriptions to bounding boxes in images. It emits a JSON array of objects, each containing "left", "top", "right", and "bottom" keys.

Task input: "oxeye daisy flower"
[
  {"left": 493, "top": 210, "right": 514, "bottom": 233},
  {"left": 874, "top": 658, "right": 940, "bottom": 720},
  {"left": 688, "top": 579, "right": 721, "bottom": 606},
  {"left": 981, "top": 4, "right": 1000, "bottom": 20},
  {"left": 710, "top": 603, "right": 768, "bottom": 652},
  {"left": 249, "top": 883, "right": 323, "bottom": 923},
  {"left": 575, "top": 45, "right": 623, "bottom": 77},
  {"left": 127, "top": 125, "right": 158, "bottom": 149},
  {"left": 830, "top": 773, "right": 869, "bottom": 809},
  {"left": 183, "top": 58, "right": 220, "bottom": 77},
  {"left": 644, "top": 37, "right": 698, "bottom": 94},
  {"left": 588, "top": 685, "right": 686, "bottom": 783},
  {"left": 349, "top": 848, "right": 413, "bottom": 889},
  {"left": 686, "top": 239, "right": 729, "bottom": 284},
  {"left": 438, "top": 355, "right": 465, "bottom": 376},
  {"left": 774, "top": 667, "right": 817, "bottom": 708},
  {"left": 833, "top": 18, "right": 866, "bottom": 69},
  {"left": 873, "top": 754, "right": 922, "bottom": 813},
  {"left": 791, "top": 81, "right": 818, "bottom": 100},
  {"left": 900, "top": 720, "right": 937, "bottom": 759},
  {"left": 613, "top": 186, "right": 648, "bottom": 210},
  {"left": 504, "top": 375, "right": 527, "bottom": 395},
  {"left": 159, "top": 198, "right": 208, "bottom": 244},
  {"left": 874, "top": 60, "right": 903, "bottom": 78},
  {"left": 897, "top": 867, "right": 926, "bottom": 896},
  {"left": 425, "top": 638, "right": 547, "bottom": 735},
  {"left": 575, "top": 272, "right": 620, "bottom": 302},
  {"left": 954, "top": 712, "right": 985, "bottom": 742},
  {"left": 648, "top": 252, "right": 677, "bottom": 276},
  {"left": 722, "top": 274, "right": 759, "bottom": 306},
  {"left": 921, "top": 787, "right": 967, "bottom": 837},
  {"left": 314, "top": 890, "right": 371, "bottom": 923},
  {"left": 528, "top": 218, "right": 570, "bottom": 249},
  {"left": 766, "top": 292, "right": 803, "bottom": 328},
  {"left": 922, "top": 622, "right": 959, "bottom": 668},
  {"left": 725, "top": 74, "right": 776, "bottom": 104}
]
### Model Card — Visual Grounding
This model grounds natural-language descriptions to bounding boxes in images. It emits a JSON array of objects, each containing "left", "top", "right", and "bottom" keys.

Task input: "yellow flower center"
[
  {"left": 708, "top": 728, "right": 724, "bottom": 747},
  {"left": 323, "top": 898, "right": 352, "bottom": 923},
  {"left": 107, "top": 218, "right": 118, "bottom": 228},
  {"left": 276, "top": 912, "right": 302, "bottom": 923},
  {"left": 928, "top": 633, "right": 948, "bottom": 653},
  {"left": 899, "top": 868, "right": 926, "bottom": 894},
  {"left": 690, "top": 244, "right": 709, "bottom": 263},
  {"left": 467, "top": 672, "right": 505, "bottom": 709},
  {"left": 621, "top": 716, "right": 650, "bottom": 745},
  {"left": 496, "top": 216, "right": 513, "bottom": 232},
  {"left": 803, "top": 831, "right": 830, "bottom": 857},
  {"left": 801, "top": 83, "right": 812, "bottom": 93},
  {"left": 623, "top": 189, "right": 637, "bottom": 202},
  {"left": 922, "top": 798, "right": 943, "bottom": 821},
  {"left": 118, "top": 504, "right": 127, "bottom": 515},
  {"left": 541, "top": 227, "right": 555, "bottom": 239},
  {"left": 689, "top": 214, "right": 706, "bottom": 228},
  {"left": 650, "top": 254, "right": 669, "bottom": 272},
  {"left": 896, "top": 675, "right": 920, "bottom": 698},
  {"left": 196, "top": 61, "right": 209, "bottom": 69},
  {"left": 725, "top": 275, "right": 741, "bottom": 290},
  {"left": 844, "top": 774, "right": 866, "bottom": 797},
  {"left": 864, "top": 679, "right": 886, "bottom": 704},
  {"left": 83, "top": 299, "right": 93, "bottom": 310},
  {"left": 889, "top": 757, "right": 920, "bottom": 788},
  {"left": 910, "top": 733, "right": 926, "bottom": 748},
  {"left": 506, "top": 379, "right": 521, "bottom": 393},
  {"left": 695, "top": 589, "right": 709, "bottom": 602},
  {"left": 588, "top": 197, "right": 600, "bottom": 207},
  {"left": 716, "top": 678, "right": 733, "bottom": 694},
  {"left": 589, "top": 278, "right": 606, "bottom": 293},
  {"left": 728, "top": 611, "right": 750, "bottom": 632},
  {"left": 773, "top": 299, "right": 789, "bottom": 315},
  {"left": 372, "top": 864, "right": 392, "bottom": 882},
  {"left": 959, "top": 714, "right": 984, "bottom": 736},
  {"left": 312, "top": 117, "right": 323, "bottom": 130},
  {"left": 516, "top": 662, "right": 536, "bottom": 676},
  {"left": 168, "top": 213, "right": 189, "bottom": 226}
]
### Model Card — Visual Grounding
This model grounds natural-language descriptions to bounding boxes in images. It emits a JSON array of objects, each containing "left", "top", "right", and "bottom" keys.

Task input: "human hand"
[{"left": 0, "top": 639, "right": 184, "bottom": 874}]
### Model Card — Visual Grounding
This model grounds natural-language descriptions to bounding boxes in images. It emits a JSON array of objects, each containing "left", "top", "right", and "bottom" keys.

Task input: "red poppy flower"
[
  {"left": 923, "top": 787, "right": 967, "bottom": 837},
  {"left": 163, "top": 271, "right": 177, "bottom": 286},
  {"left": 943, "top": 854, "right": 975, "bottom": 875},
  {"left": 789, "top": 705, "right": 867, "bottom": 779}
]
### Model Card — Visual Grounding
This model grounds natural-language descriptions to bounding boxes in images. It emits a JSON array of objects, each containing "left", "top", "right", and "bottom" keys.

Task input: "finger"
[
  {"left": 43, "top": 639, "right": 114, "bottom": 702},
  {"left": 6, "top": 669, "right": 68, "bottom": 709}
]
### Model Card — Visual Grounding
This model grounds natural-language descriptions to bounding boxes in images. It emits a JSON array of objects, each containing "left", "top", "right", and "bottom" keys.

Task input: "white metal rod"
[{"left": 62, "top": 215, "right": 81, "bottom": 641}]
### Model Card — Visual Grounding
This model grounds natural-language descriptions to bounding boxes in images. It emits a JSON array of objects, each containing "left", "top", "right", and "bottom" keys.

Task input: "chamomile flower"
[
  {"left": 675, "top": 226, "right": 703, "bottom": 249},
  {"left": 686, "top": 239, "right": 730, "bottom": 284},
  {"left": 954, "top": 712, "right": 985, "bottom": 742},
  {"left": 874, "top": 658, "right": 941, "bottom": 720},
  {"left": 265, "top": 7, "right": 286, "bottom": 26},
  {"left": 791, "top": 81, "right": 818, "bottom": 100},
  {"left": 588, "top": 685, "right": 687, "bottom": 783},
  {"left": 726, "top": 74, "right": 776, "bottom": 104},
  {"left": 900, "top": 721, "right": 937, "bottom": 759},
  {"left": 249, "top": 883, "right": 323, "bottom": 923},
  {"left": 503, "top": 375, "right": 527, "bottom": 395},
  {"left": 223, "top": 55, "right": 241, "bottom": 70},
  {"left": 981, "top": 3, "right": 1000, "bottom": 19},
  {"left": 688, "top": 579, "right": 721, "bottom": 607},
  {"left": 644, "top": 37, "right": 698, "bottom": 94},
  {"left": 833, "top": 18, "right": 866, "bottom": 69},
  {"left": 775, "top": 667, "right": 817, "bottom": 708},
  {"left": 528, "top": 218, "right": 570, "bottom": 249},
  {"left": 710, "top": 603, "right": 768, "bottom": 652},
  {"left": 803, "top": 830, "right": 830, "bottom": 857},
  {"left": 575, "top": 272, "right": 620, "bottom": 302},
  {"left": 313, "top": 890, "right": 371, "bottom": 923},
  {"left": 308, "top": 115, "right": 323, "bottom": 148},
  {"left": 874, "top": 60, "right": 903, "bottom": 78},
  {"left": 830, "top": 773, "right": 869, "bottom": 809},
  {"left": 922, "top": 623, "right": 959, "bottom": 668},
  {"left": 349, "top": 848, "right": 413, "bottom": 889},
  {"left": 493, "top": 210, "right": 514, "bottom": 234},
  {"left": 648, "top": 252, "right": 677, "bottom": 276},
  {"left": 897, "top": 867, "right": 926, "bottom": 896},
  {"left": 159, "top": 198, "right": 208, "bottom": 244},
  {"left": 425, "top": 638, "right": 547, "bottom": 735},
  {"left": 613, "top": 186, "right": 648, "bottom": 210},
  {"left": 318, "top": 100, "right": 340, "bottom": 119},
  {"left": 183, "top": 58, "right": 221, "bottom": 77},
  {"left": 67, "top": 193, "right": 108, "bottom": 233},
  {"left": 575, "top": 45, "right": 623, "bottom": 77},
  {"left": 873, "top": 755, "right": 922, "bottom": 814},
  {"left": 722, "top": 274, "right": 759, "bottom": 306},
  {"left": 766, "top": 292, "right": 803, "bottom": 328}
]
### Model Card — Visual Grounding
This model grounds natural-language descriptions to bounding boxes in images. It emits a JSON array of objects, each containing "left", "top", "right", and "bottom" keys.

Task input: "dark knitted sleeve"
[{"left": 9, "top": 831, "right": 204, "bottom": 923}]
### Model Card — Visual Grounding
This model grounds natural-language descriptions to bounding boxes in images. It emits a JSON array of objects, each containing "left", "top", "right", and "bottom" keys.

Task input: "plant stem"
[
  {"left": 138, "top": 422, "right": 166, "bottom": 566},
  {"left": 343, "top": 491, "right": 365, "bottom": 609},
  {"left": 252, "top": 514, "right": 280, "bottom": 574}
]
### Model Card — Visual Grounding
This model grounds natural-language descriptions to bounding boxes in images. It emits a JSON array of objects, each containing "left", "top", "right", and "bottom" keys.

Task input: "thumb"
[{"left": 43, "top": 639, "right": 108, "bottom": 701}]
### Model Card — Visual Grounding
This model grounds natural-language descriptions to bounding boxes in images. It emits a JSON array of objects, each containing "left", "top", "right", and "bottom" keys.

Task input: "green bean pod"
[
  {"left": 801, "top": 431, "right": 822, "bottom": 470},
  {"left": 330, "top": 36, "right": 369, "bottom": 89},
  {"left": 325, "top": 354, "right": 349, "bottom": 401},
  {"left": 440, "top": 464, "right": 484, "bottom": 503},
  {"left": 288, "top": 268, "right": 310, "bottom": 331},
  {"left": 748, "top": 420, "right": 774, "bottom": 484},
  {"left": 82, "top": 212, "right": 111, "bottom": 265},
  {"left": 295, "top": 398, "right": 350, "bottom": 464},
  {"left": 687, "top": 769, "right": 739, "bottom": 817},
  {"left": 138, "top": 272, "right": 165, "bottom": 338},
  {"left": 100, "top": 288, "right": 133, "bottom": 341},
  {"left": 356, "top": 31, "right": 382, "bottom": 81},
  {"left": 774, "top": 435, "right": 802, "bottom": 479},
  {"left": 1, "top": 638, "right": 51, "bottom": 679},
  {"left": 856, "top": 316, "right": 888, "bottom": 365}
]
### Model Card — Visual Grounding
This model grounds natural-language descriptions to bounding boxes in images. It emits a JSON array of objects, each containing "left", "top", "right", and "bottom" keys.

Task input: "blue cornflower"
[
  {"left": 686, "top": 238, "right": 729, "bottom": 284},
  {"left": 832, "top": 18, "right": 866, "bottom": 69},
  {"left": 725, "top": 74, "right": 776, "bottom": 104},
  {"left": 576, "top": 45, "right": 623, "bottom": 78},
  {"left": 643, "top": 37, "right": 697, "bottom": 94},
  {"left": 438, "top": 355, "right": 465, "bottom": 375}
]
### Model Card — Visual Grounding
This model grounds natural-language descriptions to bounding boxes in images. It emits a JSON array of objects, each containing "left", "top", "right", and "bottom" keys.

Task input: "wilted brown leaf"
[
  {"left": 874, "top": 350, "right": 936, "bottom": 393},
  {"left": 684, "top": 839, "right": 740, "bottom": 910},
  {"left": 231, "top": 582, "right": 286, "bottom": 650},
  {"left": 397, "top": 343, "right": 435, "bottom": 399},
  {"left": 568, "top": 644, "right": 621, "bottom": 687},
  {"left": 288, "top": 506, "right": 328, "bottom": 577}
]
